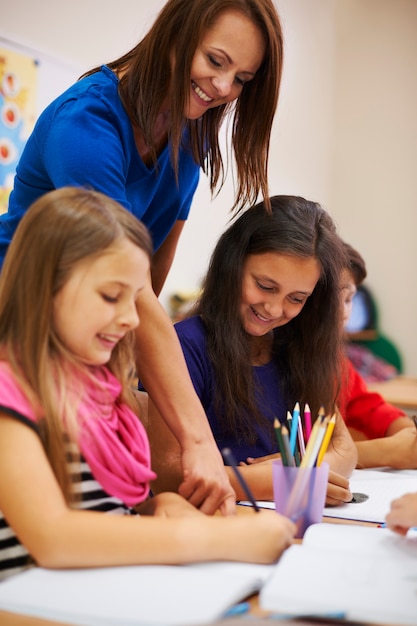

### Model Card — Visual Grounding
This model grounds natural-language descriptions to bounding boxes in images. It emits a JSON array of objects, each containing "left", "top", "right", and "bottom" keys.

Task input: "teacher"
[{"left": 0, "top": 0, "right": 284, "bottom": 515}]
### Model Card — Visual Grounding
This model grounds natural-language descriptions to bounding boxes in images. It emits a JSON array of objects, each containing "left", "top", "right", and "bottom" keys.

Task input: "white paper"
[
  {"left": 260, "top": 523, "right": 417, "bottom": 626},
  {"left": 0, "top": 561, "right": 274, "bottom": 626}
]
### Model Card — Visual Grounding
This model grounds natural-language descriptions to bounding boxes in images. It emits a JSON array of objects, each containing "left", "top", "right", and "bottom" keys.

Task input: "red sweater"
[{"left": 339, "top": 360, "right": 405, "bottom": 439}]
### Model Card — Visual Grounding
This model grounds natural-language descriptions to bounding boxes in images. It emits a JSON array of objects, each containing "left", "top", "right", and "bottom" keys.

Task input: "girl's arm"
[
  {"left": 0, "top": 415, "right": 295, "bottom": 567},
  {"left": 354, "top": 425, "right": 417, "bottom": 469},
  {"left": 134, "top": 274, "right": 236, "bottom": 516}
]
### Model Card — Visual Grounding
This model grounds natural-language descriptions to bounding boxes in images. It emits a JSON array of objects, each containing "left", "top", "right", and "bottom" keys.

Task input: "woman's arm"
[
  {"left": 0, "top": 416, "right": 295, "bottom": 567},
  {"left": 135, "top": 280, "right": 235, "bottom": 515},
  {"left": 151, "top": 220, "right": 185, "bottom": 297}
]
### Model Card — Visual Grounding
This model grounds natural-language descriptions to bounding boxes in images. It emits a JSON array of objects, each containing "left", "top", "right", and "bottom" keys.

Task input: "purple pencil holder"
[{"left": 272, "top": 460, "right": 329, "bottom": 538}]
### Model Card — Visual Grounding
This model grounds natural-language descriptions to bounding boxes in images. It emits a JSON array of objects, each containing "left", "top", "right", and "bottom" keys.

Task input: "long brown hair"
[
  {"left": 0, "top": 187, "right": 152, "bottom": 501},
  {"left": 193, "top": 195, "right": 346, "bottom": 441},
  {"left": 82, "top": 0, "right": 283, "bottom": 212}
]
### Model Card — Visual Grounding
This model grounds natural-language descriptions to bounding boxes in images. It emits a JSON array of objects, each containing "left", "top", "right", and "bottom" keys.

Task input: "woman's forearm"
[{"left": 135, "top": 282, "right": 216, "bottom": 447}]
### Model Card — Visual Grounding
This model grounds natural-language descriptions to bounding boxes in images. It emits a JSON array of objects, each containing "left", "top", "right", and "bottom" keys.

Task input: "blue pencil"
[
  {"left": 289, "top": 402, "right": 300, "bottom": 455},
  {"left": 221, "top": 447, "right": 260, "bottom": 512}
]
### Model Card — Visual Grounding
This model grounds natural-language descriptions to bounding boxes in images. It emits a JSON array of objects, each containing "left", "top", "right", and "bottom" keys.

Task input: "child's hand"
[
  {"left": 325, "top": 469, "right": 352, "bottom": 506},
  {"left": 136, "top": 492, "right": 204, "bottom": 517},
  {"left": 385, "top": 492, "right": 417, "bottom": 535},
  {"left": 228, "top": 511, "right": 296, "bottom": 563},
  {"left": 239, "top": 453, "right": 281, "bottom": 466}
]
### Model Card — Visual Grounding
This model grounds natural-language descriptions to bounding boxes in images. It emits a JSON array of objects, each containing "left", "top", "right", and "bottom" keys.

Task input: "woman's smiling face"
[
  {"left": 240, "top": 252, "right": 321, "bottom": 337},
  {"left": 184, "top": 9, "right": 265, "bottom": 119}
]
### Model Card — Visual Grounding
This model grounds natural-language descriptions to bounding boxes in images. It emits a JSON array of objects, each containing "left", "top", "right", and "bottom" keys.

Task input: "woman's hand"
[{"left": 178, "top": 443, "right": 237, "bottom": 516}]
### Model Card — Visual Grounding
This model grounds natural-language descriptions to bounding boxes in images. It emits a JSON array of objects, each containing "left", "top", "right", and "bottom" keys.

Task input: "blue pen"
[
  {"left": 223, "top": 601, "right": 251, "bottom": 617},
  {"left": 289, "top": 401, "right": 300, "bottom": 455}
]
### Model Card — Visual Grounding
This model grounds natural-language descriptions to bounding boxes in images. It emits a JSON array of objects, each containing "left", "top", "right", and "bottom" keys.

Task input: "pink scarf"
[{"left": 78, "top": 368, "right": 156, "bottom": 507}]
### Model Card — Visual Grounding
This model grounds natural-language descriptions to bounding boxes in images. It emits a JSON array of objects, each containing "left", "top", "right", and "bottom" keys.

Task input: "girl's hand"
[
  {"left": 325, "top": 469, "right": 352, "bottom": 506},
  {"left": 225, "top": 511, "right": 296, "bottom": 563},
  {"left": 239, "top": 453, "right": 281, "bottom": 466},
  {"left": 136, "top": 492, "right": 204, "bottom": 518},
  {"left": 385, "top": 492, "right": 417, "bottom": 535}
]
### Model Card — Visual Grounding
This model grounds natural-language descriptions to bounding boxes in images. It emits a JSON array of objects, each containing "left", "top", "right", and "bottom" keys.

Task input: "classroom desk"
[
  {"left": 367, "top": 375, "right": 417, "bottom": 413},
  {"left": 0, "top": 511, "right": 382, "bottom": 626}
]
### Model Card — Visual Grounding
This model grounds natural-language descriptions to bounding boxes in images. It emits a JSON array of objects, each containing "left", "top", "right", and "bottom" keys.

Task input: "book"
[
  {"left": 239, "top": 468, "right": 417, "bottom": 524},
  {"left": 259, "top": 522, "right": 417, "bottom": 625},
  {"left": 0, "top": 561, "right": 274, "bottom": 626}
]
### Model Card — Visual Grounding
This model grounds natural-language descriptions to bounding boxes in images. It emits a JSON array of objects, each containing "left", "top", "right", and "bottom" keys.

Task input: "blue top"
[
  {"left": 174, "top": 316, "right": 287, "bottom": 462},
  {"left": 0, "top": 65, "right": 200, "bottom": 266}
]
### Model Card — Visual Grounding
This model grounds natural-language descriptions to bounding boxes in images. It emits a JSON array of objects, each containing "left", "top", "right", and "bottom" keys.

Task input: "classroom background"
[{"left": 1, "top": 0, "right": 416, "bottom": 375}]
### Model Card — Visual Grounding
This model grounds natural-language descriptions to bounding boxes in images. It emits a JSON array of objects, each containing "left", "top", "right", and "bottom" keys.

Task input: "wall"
[
  {"left": 331, "top": 0, "right": 417, "bottom": 376},
  {"left": 1, "top": 0, "right": 416, "bottom": 374}
]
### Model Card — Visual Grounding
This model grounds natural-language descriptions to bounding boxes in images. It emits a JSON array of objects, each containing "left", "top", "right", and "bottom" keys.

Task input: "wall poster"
[{"left": 0, "top": 47, "right": 38, "bottom": 214}]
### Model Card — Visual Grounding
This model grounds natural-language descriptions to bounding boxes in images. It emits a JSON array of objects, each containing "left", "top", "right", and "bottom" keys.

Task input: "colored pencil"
[
  {"left": 274, "top": 418, "right": 289, "bottom": 466},
  {"left": 300, "top": 409, "right": 326, "bottom": 469},
  {"left": 221, "top": 447, "right": 260, "bottom": 512},
  {"left": 281, "top": 425, "right": 295, "bottom": 467},
  {"left": 304, "top": 403, "right": 312, "bottom": 441},
  {"left": 317, "top": 413, "right": 336, "bottom": 466},
  {"left": 297, "top": 413, "right": 306, "bottom": 458},
  {"left": 289, "top": 402, "right": 300, "bottom": 456}
]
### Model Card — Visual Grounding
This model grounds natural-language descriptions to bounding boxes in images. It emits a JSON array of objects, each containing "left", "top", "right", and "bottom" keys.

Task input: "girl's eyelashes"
[
  {"left": 101, "top": 293, "right": 119, "bottom": 303},
  {"left": 289, "top": 296, "right": 305, "bottom": 305},
  {"left": 256, "top": 281, "right": 274, "bottom": 292},
  {"left": 255, "top": 281, "right": 307, "bottom": 304}
]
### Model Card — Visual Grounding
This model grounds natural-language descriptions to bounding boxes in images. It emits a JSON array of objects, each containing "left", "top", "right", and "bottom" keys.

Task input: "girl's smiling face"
[
  {"left": 52, "top": 238, "right": 149, "bottom": 366},
  {"left": 185, "top": 9, "right": 265, "bottom": 119},
  {"left": 240, "top": 252, "right": 321, "bottom": 337}
]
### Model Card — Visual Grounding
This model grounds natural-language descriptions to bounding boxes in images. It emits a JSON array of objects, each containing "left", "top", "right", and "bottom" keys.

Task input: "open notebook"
[
  {"left": 260, "top": 522, "right": 417, "bottom": 626},
  {"left": 0, "top": 561, "right": 274, "bottom": 626}
]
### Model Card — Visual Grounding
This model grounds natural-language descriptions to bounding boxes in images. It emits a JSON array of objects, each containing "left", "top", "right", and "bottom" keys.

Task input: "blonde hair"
[{"left": 0, "top": 187, "right": 152, "bottom": 501}]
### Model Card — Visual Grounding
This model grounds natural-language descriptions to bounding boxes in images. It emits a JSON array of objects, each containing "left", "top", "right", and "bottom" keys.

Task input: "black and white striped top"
[{"left": 0, "top": 417, "right": 136, "bottom": 582}]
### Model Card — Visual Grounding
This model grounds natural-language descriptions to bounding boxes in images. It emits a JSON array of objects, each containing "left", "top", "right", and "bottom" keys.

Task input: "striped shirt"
[{"left": 0, "top": 422, "right": 136, "bottom": 581}]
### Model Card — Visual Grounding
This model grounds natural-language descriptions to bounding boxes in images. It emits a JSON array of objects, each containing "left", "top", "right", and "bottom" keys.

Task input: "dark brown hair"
[
  {"left": 342, "top": 241, "right": 367, "bottom": 286},
  {"left": 82, "top": 0, "right": 283, "bottom": 212},
  {"left": 193, "top": 195, "right": 346, "bottom": 441}
]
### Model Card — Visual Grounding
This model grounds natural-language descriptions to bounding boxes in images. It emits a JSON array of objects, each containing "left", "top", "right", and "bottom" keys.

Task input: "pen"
[
  {"left": 221, "top": 447, "right": 260, "bottom": 512},
  {"left": 223, "top": 601, "right": 251, "bottom": 617}
]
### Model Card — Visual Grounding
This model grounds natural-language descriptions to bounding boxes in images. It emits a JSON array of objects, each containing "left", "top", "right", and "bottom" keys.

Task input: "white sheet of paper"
[
  {"left": 0, "top": 561, "right": 274, "bottom": 626},
  {"left": 260, "top": 523, "right": 417, "bottom": 626}
]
